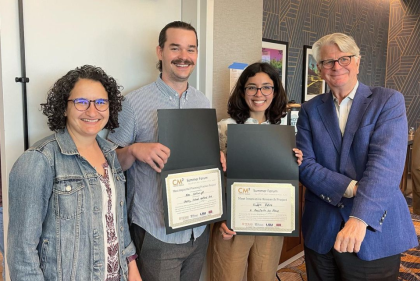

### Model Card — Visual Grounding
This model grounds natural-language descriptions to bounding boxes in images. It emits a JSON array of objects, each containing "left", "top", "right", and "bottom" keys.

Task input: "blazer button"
[
  {"left": 120, "top": 226, "right": 124, "bottom": 232},
  {"left": 379, "top": 222, "right": 383, "bottom": 225},
  {"left": 326, "top": 197, "right": 331, "bottom": 202},
  {"left": 320, "top": 194, "right": 325, "bottom": 199},
  {"left": 120, "top": 201, "right": 124, "bottom": 206},
  {"left": 65, "top": 185, "right": 72, "bottom": 192}
]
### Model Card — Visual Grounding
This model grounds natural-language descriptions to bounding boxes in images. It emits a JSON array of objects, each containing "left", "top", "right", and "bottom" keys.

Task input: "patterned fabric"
[
  {"left": 108, "top": 75, "right": 210, "bottom": 244},
  {"left": 99, "top": 163, "right": 120, "bottom": 281}
]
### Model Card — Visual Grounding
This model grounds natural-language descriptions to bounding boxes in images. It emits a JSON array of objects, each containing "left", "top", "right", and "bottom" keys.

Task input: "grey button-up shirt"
[{"left": 108, "top": 76, "right": 210, "bottom": 243}]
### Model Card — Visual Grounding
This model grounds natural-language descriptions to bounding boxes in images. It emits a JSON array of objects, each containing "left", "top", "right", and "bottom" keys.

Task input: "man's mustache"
[{"left": 171, "top": 59, "right": 195, "bottom": 66}]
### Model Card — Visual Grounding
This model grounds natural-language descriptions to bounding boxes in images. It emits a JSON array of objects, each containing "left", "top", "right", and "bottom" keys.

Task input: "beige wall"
[{"left": 212, "top": 0, "right": 263, "bottom": 121}]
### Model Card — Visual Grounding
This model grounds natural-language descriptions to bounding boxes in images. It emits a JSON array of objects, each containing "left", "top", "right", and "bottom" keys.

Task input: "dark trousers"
[
  {"left": 130, "top": 223, "right": 209, "bottom": 281},
  {"left": 304, "top": 246, "right": 400, "bottom": 281}
]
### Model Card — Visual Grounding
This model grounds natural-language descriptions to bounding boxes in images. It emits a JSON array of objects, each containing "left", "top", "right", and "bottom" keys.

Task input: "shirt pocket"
[
  {"left": 53, "top": 179, "right": 85, "bottom": 220},
  {"left": 113, "top": 170, "right": 126, "bottom": 183}
]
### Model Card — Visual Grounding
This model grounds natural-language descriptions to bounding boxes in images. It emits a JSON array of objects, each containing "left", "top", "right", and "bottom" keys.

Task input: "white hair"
[{"left": 312, "top": 33, "right": 361, "bottom": 63}]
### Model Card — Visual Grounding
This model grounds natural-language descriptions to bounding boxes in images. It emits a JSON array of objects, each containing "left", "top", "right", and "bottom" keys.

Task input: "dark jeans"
[{"left": 130, "top": 224, "right": 209, "bottom": 281}]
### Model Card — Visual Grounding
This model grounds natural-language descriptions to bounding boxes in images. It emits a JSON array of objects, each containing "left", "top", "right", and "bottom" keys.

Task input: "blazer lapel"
[
  {"left": 317, "top": 92, "right": 342, "bottom": 154},
  {"left": 339, "top": 83, "right": 373, "bottom": 173}
]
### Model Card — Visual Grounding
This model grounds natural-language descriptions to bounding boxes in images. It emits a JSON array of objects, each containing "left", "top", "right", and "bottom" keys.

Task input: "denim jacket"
[{"left": 8, "top": 129, "right": 136, "bottom": 281}]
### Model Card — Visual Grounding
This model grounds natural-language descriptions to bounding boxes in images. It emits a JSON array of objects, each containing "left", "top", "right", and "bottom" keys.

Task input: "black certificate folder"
[
  {"left": 226, "top": 124, "right": 299, "bottom": 236},
  {"left": 158, "top": 109, "right": 225, "bottom": 234}
]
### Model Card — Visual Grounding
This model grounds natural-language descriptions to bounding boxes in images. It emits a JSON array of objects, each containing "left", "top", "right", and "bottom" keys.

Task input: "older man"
[{"left": 296, "top": 33, "right": 418, "bottom": 280}]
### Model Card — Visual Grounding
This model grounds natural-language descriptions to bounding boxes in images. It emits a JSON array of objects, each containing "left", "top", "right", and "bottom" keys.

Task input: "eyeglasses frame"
[
  {"left": 244, "top": 86, "right": 275, "bottom": 97},
  {"left": 319, "top": 55, "right": 356, "bottom": 69},
  {"left": 67, "top": 98, "right": 110, "bottom": 112}
]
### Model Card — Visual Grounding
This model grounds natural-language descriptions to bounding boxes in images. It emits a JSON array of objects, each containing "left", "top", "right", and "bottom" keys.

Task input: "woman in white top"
[{"left": 211, "top": 62, "right": 302, "bottom": 281}]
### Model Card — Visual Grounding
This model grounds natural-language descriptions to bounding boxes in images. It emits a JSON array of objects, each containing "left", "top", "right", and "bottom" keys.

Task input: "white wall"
[
  {"left": 24, "top": 0, "right": 181, "bottom": 143},
  {"left": 0, "top": 1, "right": 26, "bottom": 277}
]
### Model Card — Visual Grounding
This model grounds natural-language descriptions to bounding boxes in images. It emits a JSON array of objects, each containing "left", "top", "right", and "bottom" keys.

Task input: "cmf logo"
[
  {"left": 238, "top": 187, "right": 250, "bottom": 194},
  {"left": 173, "top": 178, "right": 184, "bottom": 186}
]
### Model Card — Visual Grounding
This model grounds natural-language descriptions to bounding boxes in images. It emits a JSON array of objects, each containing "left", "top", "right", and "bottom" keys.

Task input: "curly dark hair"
[
  {"left": 156, "top": 21, "right": 198, "bottom": 72},
  {"left": 228, "top": 62, "right": 288, "bottom": 124},
  {"left": 41, "top": 65, "right": 124, "bottom": 132}
]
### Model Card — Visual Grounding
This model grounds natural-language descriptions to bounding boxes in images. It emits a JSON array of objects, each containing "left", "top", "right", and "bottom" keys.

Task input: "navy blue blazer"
[{"left": 296, "top": 82, "right": 418, "bottom": 261}]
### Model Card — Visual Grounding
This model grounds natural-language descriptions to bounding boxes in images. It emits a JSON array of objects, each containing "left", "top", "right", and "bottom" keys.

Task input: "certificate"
[
  {"left": 226, "top": 124, "right": 299, "bottom": 236},
  {"left": 165, "top": 168, "right": 223, "bottom": 229},
  {"left": 158, "top": 109, "right": 226, "bottom": 234},
  {"left": 231, "top": 182, "right": 295, "bottom": 233}
]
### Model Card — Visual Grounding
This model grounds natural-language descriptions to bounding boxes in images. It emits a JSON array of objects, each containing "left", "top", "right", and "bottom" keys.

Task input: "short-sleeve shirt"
[{"left": 108, "top": 76, "right": 210, "bottom": 244}]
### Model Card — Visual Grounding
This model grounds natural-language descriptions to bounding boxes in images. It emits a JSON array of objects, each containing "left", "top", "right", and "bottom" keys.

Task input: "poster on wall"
[
  {"left": 262, "top": 39, "right": 288, "bottom": 93},
  {"left": 228, "top": 62, "right": 248, "bottom": 94},
  {"left": 302, "top": 45, "right": 325, "bottom": 102}
]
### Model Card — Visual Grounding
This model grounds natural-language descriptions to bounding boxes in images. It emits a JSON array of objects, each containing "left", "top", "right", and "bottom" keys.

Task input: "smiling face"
[
  {"left": 244, "top": 72, "right": 274, "bottom": 123},
  {"left": 157, "top": 27, "right": 198, "bottom": 87},
  {"left": 65, "top": 79, "right": 109, "bottom": 142},
  {"left": 318, "top": 43, "right": 360, "bottom": 96}
]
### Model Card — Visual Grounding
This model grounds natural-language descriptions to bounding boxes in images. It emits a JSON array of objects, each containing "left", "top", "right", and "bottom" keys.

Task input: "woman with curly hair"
[
  {"left": 8, "top": 65, "right": 142, "bottom": 281},
  {"left": 211, "top": 62, "right": 302, "bottom": 281}
]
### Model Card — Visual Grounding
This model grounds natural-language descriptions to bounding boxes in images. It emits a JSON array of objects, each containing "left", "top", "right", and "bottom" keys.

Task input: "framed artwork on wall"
[
  {"left": 302, "top": 45, "right": 325, "bottom": 102},
  {"left": 262, "top": 39, "right": 288, "bottom": 92}
]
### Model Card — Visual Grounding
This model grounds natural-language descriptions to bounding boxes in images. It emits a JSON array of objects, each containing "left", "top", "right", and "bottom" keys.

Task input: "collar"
[
  {"left": 55, "top": 128, "right": 117, "bottom": 156},
  {"left": 246, "top": 117, "right": 270, "bottom": 124},
  {"left": 155, "top": 74, "right": 189, "bottom": 99},
  {"left": 333, "top": 81, "right": 359, "bottom": 103}
]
